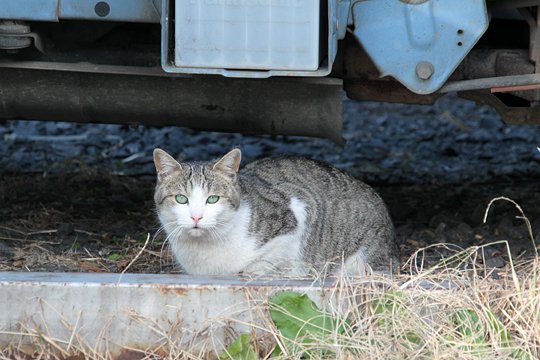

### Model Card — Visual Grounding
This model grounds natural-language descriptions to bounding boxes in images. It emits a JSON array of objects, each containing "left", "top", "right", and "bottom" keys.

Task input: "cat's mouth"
[{"left": 187, "top": 227, "right": 205, "bottom": 237}]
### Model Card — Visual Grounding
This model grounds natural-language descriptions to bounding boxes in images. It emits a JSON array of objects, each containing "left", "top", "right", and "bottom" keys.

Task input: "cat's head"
[{"left": 153, "top": 148, "right": 242, "bottom": 238}]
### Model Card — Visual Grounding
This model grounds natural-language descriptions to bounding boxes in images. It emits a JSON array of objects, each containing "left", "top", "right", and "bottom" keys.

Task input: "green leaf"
[
  {"left": 484, "top": 309, "right": 530, "bottom": 360},
  {"left": 453, "top": 309, "right": 486, "bottom": 344},
  {"left": 451, "top": 309, "right": 493, "bottom": 356},
  {"left": 484, "top": 309, "right": 511, "bottom": 344},
  {"left": 269, "top": 291, "right": 345, "bottom": 358},
  {"left": 107, "top": 253, "right": 123, "bottom": 261},
  {"left": 219, "top": 334, "right": 257, "bottom": 360},
  {"left": 403, "top": 331, "right": 422, "bottom": 346},
  {"left": 450, "top": 308, "right": 531, "bottom": 359},
  {"left": 509, "top": 349, "right": 532, "bottom": 360},
  {"left": 373, "top": 291, "right": 404, "bottom": 319}
]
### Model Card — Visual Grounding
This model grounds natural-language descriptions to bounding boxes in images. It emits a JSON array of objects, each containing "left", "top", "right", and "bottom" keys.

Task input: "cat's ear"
[
  {"left": 212, "top": 148, "right": 241, "bottom": 178},
  {"left": 153, "top": 148, "right": 182, "bottom": 179}
]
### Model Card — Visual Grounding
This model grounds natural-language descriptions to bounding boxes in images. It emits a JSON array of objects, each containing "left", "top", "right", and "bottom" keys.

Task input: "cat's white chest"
[
  {"left": 169, "top": 198, "right": 307, "bottom": 276},
  {"left": 170, "top": 202, "right": 260, "bottom": 275}
]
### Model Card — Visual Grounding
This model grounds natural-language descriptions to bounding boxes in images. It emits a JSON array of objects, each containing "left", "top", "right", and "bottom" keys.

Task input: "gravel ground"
[
  {"left": 1, "top": 93, "right": 540, "bottom": 273},
  {"left": 2, "top": 93, "right": 540, "bottom": 183}
]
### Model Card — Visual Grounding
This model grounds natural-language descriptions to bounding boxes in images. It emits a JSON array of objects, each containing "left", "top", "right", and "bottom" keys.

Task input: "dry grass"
[
  {"left": 1, "top": 197, "right": 539, "bottom": 359},
  {"left": 1, "top": 246, "right": 538, "bottom": 359},
  {"left": 0, "top": 232, "right": 176, "bottom": 274}
]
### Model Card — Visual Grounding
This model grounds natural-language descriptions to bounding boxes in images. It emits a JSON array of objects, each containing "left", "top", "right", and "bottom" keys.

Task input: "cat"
[{"left": 153, "top": 148, "right": 399, "bottom": 277}]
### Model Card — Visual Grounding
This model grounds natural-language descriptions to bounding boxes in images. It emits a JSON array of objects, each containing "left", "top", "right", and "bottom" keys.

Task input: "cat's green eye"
[
  {"left": 206, "top": 195, "right": 220, "bottom": 204},
  {"left": 175, "top": 194, "right": 188, "bottom": 204}
]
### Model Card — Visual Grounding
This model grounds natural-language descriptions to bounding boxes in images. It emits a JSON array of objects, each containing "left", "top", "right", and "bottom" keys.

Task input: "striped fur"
[{"left": 153, "top": 148, "right": 398, "bottom": 276}]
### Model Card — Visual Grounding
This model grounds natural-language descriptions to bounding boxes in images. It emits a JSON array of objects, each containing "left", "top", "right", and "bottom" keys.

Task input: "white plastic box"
[{"left": 174, "top": 0, "right": 321, "bottom": 71}]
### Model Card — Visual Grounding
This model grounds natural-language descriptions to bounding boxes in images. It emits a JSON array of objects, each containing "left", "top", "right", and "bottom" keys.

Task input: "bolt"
[
  {"left": 95, "top": 2, "right": 110, "bottom": 17},
  {"left": 415, "top": 61, "right": 435, "bottom": 80}
]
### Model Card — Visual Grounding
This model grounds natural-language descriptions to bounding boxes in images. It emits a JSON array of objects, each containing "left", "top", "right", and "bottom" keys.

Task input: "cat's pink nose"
[{"left": 191, "top": 215, "right": 203, "bottom": 224}]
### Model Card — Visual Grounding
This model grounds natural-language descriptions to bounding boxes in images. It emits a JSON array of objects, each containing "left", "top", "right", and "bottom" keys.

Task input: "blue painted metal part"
[
  {"left": 0, "top": 0, "right": 161, "bottom": 23},
  {"left": 0, "top": 0, "right": 59, "bottom": 21},
  {"left": 351, "top": 0, "right": 489, "bottom": 94},
  {"left": 0, "top": 0, "right": 351, "bottom": 78},
  {"left": 60, "top": 0, "right": 161, "bottom": 23},
  {"left": 336, "top": 0, "right": 352, "bottom": 40}
]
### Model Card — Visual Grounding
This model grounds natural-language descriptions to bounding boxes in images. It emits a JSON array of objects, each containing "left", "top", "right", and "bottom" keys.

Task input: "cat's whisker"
[
  {"left": 163, "top": 226, "right": 183, "bottom": 247},
  {"left": 153, "top": 219, "right": 182, "bottom": 238},
  {"left": 152, "top": 221, "right": 176, "bottom": 240},
  {"left": 160, "top": 226, "right": 185, "bottom": 271},
  {"left": 151, "top": 221, "right": 178, "bottom": 272}
]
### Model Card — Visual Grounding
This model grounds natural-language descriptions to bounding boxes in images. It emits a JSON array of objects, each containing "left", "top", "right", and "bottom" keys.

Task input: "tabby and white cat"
[{"left": 153, "top": 148, "right": 398, "bottom": 276}]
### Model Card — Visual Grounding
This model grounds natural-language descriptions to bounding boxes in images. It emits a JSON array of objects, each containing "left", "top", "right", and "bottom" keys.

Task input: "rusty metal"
[
  {"left": 491, "top": 83, "right": 540, "bottom": 93},
  {"left": 435, "top": 49, "right": 540, "bottom": 94},
  {"left": 457, "top": 49, "right": 539, "bottom": 102},
  {"left": 440, "top": 74, "right": 540, "bottom": 93},
  {"left": 0, "top": 272, "right": 335, "bottom": 356},
  {"left": 0, "top": 68, "right": 344, "bottom": 144}
]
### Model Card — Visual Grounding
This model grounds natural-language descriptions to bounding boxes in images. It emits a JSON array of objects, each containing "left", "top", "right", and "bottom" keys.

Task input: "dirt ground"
[
  {"left": 2, "top": 95, "right": 540, "bottom": 274},
  {"left": 0, "top": 171, "right": 171, "bottom": 273},
  {"left": 1, "top": 169, "right": 539, "bottom": 274}
]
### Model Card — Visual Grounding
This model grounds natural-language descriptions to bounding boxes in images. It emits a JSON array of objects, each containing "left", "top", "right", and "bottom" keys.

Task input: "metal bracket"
[
  {"left": 0, "top": 32, "right": 44, "bottom": 52},
  {"left": 0, "top": 21, "right": 44, "bottom": 52},
  {"left": 351, "top": 0, "right": 489, "bottom": 94}
]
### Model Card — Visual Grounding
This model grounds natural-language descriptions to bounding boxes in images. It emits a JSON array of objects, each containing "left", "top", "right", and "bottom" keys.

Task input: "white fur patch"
[
  {"left": 188, "top": 186, "right": 206, "bottom": 221},
  {"left": 166, "top": 196, "right": 310, "bottom": 276},
  {"left": 245, "top": 197, "right": 308, "bottom": 276},
  {"left": 170, "top": 201, "right": 259, "bottom": 275}
]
